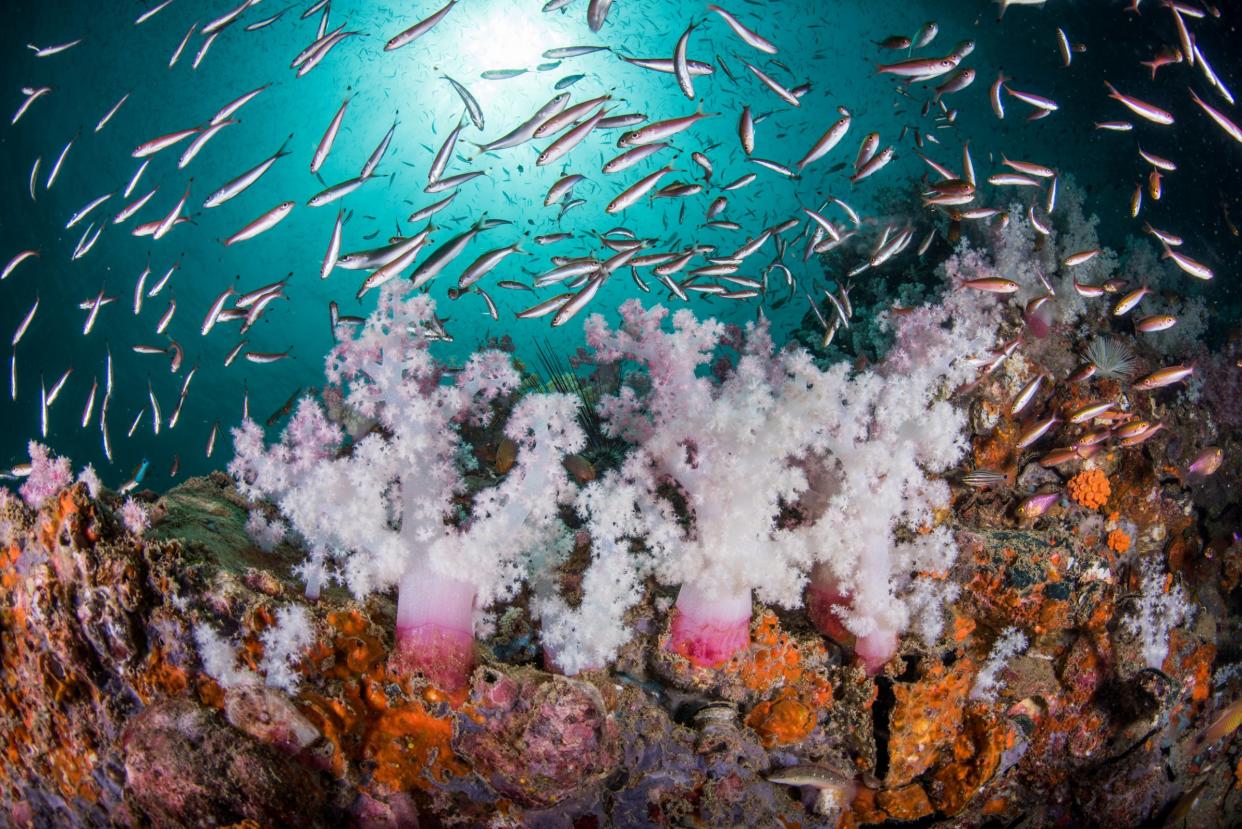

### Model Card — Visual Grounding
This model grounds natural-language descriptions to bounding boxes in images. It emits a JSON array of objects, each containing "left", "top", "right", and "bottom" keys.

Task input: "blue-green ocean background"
[{"left": 1, "top": 0, "right": 1239, "bottom": 489}]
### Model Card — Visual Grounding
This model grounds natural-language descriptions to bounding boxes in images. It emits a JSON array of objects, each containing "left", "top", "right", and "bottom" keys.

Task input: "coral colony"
[
  {"left": 218, "top": 275, "right": 988, "bottom": 689},
  {"left": 229, "top": 287, "right": 586, "bottom": 690},
  {"left": 3, "top": 173, "right": 1228, "bottom": 826},
  {"left": 6, "top": 0, "right": 1242, "bottom": 824}
]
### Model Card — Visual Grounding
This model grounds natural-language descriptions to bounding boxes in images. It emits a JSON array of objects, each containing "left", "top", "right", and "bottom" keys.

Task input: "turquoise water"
[{"left": 1, "top": 0, "right": 1238, "bottom": 486}]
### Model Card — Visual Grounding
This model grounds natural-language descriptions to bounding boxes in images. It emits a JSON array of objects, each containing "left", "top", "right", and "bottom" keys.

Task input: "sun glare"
[{"left": 463, "top": 5, "right": 566, "bottom": 73}]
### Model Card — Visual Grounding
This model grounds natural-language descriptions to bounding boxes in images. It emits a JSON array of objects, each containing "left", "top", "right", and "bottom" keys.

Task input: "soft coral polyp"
[
  {"left": 666, "top": 583, "right": 751, "bottom": 668},
  {"left": 390, "top": 560, "right": 477, "bottom": 691},
  {"left": 806, "top": 566, "right": 897, "bottom": 676}
]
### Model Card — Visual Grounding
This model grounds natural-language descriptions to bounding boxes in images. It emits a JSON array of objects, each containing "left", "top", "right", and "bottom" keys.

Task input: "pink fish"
[{"left": 1133, "top": 365, "right": 1194, "bottom": 390}]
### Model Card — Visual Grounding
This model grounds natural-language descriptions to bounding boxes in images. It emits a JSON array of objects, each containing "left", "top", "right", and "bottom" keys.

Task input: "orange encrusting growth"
[
  {"left": 734, "top": 610, "right": 820, "bottom": 691},
  {"left": 293, "top": 609, "right": 469, "bottom": 790},
  {"left": 1068, "top": 468, "right": 1111, "bottom": 510},
  {"left": 1106, "top": 529, "right": 1131, "bottom": 554},
  {"left": 746, "top": 689, "right": 817, "bottom": 747}
]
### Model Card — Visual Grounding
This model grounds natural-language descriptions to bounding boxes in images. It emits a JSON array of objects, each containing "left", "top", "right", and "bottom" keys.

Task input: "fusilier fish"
[
  {"left": 607, "top": 166, "right": 676, "bottom": 213},
  {"left": 707, "top": 5, "right": 777, "bottom": 54},
  {"left": 224, "top": 201, "right": 295, "bottom": 246},
  {"left": 1133, "top": 365, "right": 1194, "bottom": 390},
  {"left": 204, "top": 136, "right": 292, "bottom": 208},
  {"left": 385, "top": 0, "right": 458, "bottom": 51},
  {"left": 1104, "top": 81, "right": 1174, "bottom": 125},
  {"left": 797, "top": 108, "right": 850, "bottom": 170}
]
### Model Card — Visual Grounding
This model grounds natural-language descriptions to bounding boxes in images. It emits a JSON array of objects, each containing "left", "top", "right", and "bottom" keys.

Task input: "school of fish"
[{"left": 3, "top": 0, "right": 1237, "bottom": 486}]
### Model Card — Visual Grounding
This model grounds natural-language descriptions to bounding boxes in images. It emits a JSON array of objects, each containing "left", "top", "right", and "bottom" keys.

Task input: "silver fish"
[
  {"left": 224, "top": 201, "right": 295, "bottom": 245},
  {"left": 322, "top": 209, "right": 345, "bottom": 279},
  {"left": 95, "top": 92, "right": 130, "bottom": 133},
  {"left": 411, "top": 220, "right": 490, "bottom": 288},
  {"left": 46, "top": 136, "right": 74, "bottom": 190},
  {"left": 385, "top": 0, "right": 458, "bottom": 50},
  {"left": 552, "top": 274, "right": 604, "bottom": 326},
  {"left": 707, "top": 5, "right": 777, "bottom": 54},
  {"left": 587, "top": 0, "right": 614, "bottom": 32},
  {"left": 2, "top": 250, "right": 38, "bottom": 281},
  {"left": 607, "top": 165, "right": 675, "bottom": 213},
  {"left": 476, "top": 93, "right": 569, "bottom": 153},
  {"left": 410, "top": 190, "right": 459, "bottom": 223},
  {"left": 360, "top": 115, "right": 399, "bottom": 179},
  {"left": 308, "top": 176, "right": 367, "bottom": 207},
  {"left": 444, "top": 75, "right": 484, "bottom": 129}
]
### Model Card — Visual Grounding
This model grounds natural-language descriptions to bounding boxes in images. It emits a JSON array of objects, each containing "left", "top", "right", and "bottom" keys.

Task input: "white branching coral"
[
  {"left": 538, "top": 293, "right": 997, "bottom": 675},
  {"left": 195, "top": 604, "right": 315, "bottom": 694},
  {"left": 538, "top": 302, "right": 830, "bottom": 670},
  {"left": 18, "top": 441, "right": 71, "bottom": 508},
  {"left": 229, "top": 282, "right": 583, "bottom": 690},
  {"left": 194, "top": 623, "right": 258, "bottom": 689},
  {"left": 797, "top": 286, "right": 998, "bottom": 672},
  {"left": 119, "top": 497, "right": 151, "bottom": 537},
  {"left": 245, "top": 510, "right": 287, "bottom": 552},
  {"left": 1125, "top": 556, "right": 1192, "bottom": 670},
  {"left": 77, "top": 465, "right": 101, "bottom": 499},
  {"left": 971, "top": 627, "right": 1030, "bottom": 701},
  {"left": 259, "top": 605, "right": 316, "bottom": 693}
]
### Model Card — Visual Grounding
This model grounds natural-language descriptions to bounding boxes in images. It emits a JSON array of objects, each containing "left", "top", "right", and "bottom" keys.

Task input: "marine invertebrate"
[
  {"left": 1107, "top": 528, "right": 1131, "bottom": 554},
  {"left": 245, "top": 511, "right": 287, "bottom": 552},
  {"left": 76, "top": 464, "right": 101, "bottom": 498},
  {"left": 18, "top": 441, "right": 71, "bottom": 508},
  {"left": 745, "top": 689, "right": 816, "bottom": 747},
  {"left": 797, "top": 288, "right": 995, "bottom": 674},
  {"left": 119, "top": 496, "right": 151, "bottom": 536},
  {"left": 1124, "top": 556, "right": 1191, "bottom": 670},
  {"left": 1068, "top": 467, "right": 1111, "bottom": 510},
  {"left": 542, "top": 288, "right": 992, "bottom": 677},
  {"left": 970, "top": 627, "right": 1029, "bottom": 701},
  {"left": 886, "top": 659, "right": 975, "bottom": 787},
  {"left": 1085, "top": 336, "right": 1137, "bottom": 381},
  {"left": 230, "top": 283, "right": 584, "bottom": 691},
  {"left": 540, "top": 301, "right": 824, "bottom": 671}
]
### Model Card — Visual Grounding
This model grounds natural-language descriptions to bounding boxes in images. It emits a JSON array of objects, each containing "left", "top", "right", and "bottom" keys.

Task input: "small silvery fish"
[{"left": 962, "top": 469, "right": 1008, "bottom": 489}]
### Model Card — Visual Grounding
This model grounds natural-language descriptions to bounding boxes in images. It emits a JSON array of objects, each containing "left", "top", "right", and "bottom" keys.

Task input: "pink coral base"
[
  {"left": 667, "top": 611, "right": 750, "bottom": 667},
  {"left": 805, "top": 577, "right": 896, "bottom": 676},
  {"left": 666, "top": 583, "right": 752, "bottom": 667},
  {"left": 389, "top": 623, "right": 476, "bottom": 691}
]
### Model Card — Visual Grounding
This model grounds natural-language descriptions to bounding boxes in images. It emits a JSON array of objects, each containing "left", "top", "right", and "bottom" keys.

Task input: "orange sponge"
[{"left": 1068, "top": 468, "right": 1110, "bottom": 510}]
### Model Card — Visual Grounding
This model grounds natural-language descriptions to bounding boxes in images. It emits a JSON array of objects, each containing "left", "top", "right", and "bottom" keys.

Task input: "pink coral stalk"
[
  {"left": 805, "top": 561, "right": 899, "bottom": 676},
  {"left": 667, "top": 583, "right": 752, "bottom": 667},
  {"left": 390, "top": 560, "right": 478, "bottom": 690}
]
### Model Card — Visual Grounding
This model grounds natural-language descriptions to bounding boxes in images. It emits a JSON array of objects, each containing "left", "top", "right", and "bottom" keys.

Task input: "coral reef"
[
  {"left": 2, "top": 382, "right": 1239, "bottom": 827},
  {"left": 3, "top": 232, "right": 1241, "bottom": 827}
]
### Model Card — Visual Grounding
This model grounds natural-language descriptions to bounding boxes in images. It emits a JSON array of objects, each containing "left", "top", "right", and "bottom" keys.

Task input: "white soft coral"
[
  {"left": 540, "top": 295, "right": 995, "bottom": 674},
  {"left": 230, "top": 282, "right": 581, "bottom": 689},
  {"left": 543, "top": 302, "right": 832, "bottom": 669},
  {"left": 799, "top": 290, "right": 996, "bottom": 672}
]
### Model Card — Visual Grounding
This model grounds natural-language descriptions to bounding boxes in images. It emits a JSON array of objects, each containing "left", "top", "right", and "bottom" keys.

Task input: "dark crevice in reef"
[{"left": 872, "top": 674, "right": 896, "bottom": 784}]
